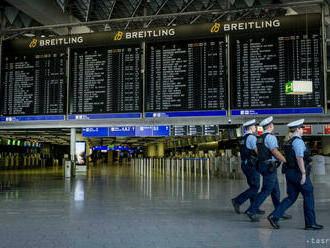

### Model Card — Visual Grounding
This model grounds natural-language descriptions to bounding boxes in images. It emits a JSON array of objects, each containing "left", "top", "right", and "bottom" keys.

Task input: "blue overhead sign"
[
  {"left": 135, "top": 126, "right": 153, "bottom": 136},
  {"left": 68, "top": 113, "right": 141, "bottom": 120},
  {"left": 93, "top": 145, "right": 131, "bottom": 151},
  {"left": 135, "top": 125, "right": 170, "bottom": 136},
  {"left": 231, "top": 108, "right": 323, "bottom": 116},
  {"left": 82, "top": 127, "right": 109, "bottom": 137},
  {"left": 0, "top": 115, "right": 65, "bottom": 122},
  {"left": 145, "top": 110, "right": 227, "bottom": 118},
  {"left": 108, "top": 126, "right": 136, "bottom": 137},
  {"left": 82, "top": 125, "right": 171, "bottom": 137},
  {"left": 152, "top": 125, "right": 170, "bottom": 136},
  {"left": 93, "top": 146, "right": 109, "bottom": 151}
]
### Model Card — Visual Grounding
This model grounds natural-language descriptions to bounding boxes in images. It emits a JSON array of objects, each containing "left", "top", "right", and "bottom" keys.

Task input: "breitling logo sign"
[
  {"left": 114, "top": 31, "right": 124, "bottom": 40},
  {"left": 113, "top": 28, "right": 176, "bottom": 41},
  {"left": 211, "top": 23, "right": 221, "bottom": 33},
  {"left": 28, "top": 36, "right": 84, "bottom": 48},
  {"left": 29, "top": 39, "right": 38, "bottom": 48},
  {"left": 210, "top": 20, "right": 280, "bottom": 33}
]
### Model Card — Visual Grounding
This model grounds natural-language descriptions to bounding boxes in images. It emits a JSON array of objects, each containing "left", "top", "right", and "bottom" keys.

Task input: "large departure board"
[
  {"left": 146, "top": 38, "right": 227, "bottom": 112},
  {"left": 231, "top": 32, "right": 323, "bottom": 109},
  {"left": 70, "top": 45, "right": 142, "bottom": 114},
  {"left": 1, "top": 52, "right": 66, "bottom": 116}
]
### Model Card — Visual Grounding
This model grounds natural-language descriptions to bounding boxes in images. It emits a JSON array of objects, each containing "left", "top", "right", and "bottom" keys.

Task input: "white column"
[
  {"left": 322, "top": 137, "right": 330, "bottom": 154},
  {"left": 70, "top": 128, "right": 76, "bottom": 162}
]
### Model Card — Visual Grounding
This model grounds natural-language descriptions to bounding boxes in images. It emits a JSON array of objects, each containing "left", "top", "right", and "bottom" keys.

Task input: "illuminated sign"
[
  {"left": 114, "top": 29, "right": 176, "bottom": 41},
  {"left": 29, "top": 36, "right": 84, "bottom": 48},
  {"left": 303, "top": 125, "right": 312, "bottom": 135}
]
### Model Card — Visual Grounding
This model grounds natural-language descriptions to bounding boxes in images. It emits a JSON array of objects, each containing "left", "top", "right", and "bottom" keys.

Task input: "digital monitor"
[{"left": 75, "top": 141, "right": 86, "bottom": 166}]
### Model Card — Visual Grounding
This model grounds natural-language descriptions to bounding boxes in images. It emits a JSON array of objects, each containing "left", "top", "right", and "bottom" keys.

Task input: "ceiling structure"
[
  {"left": 4, "top": 0, "right": 91, "bottom": 35},
  {"left": 0, "top": 0, "right": 327, "bottom": 38}
]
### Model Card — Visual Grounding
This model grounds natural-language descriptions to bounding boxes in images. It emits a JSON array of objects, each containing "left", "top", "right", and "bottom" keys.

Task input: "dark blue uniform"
[
  {"left": 232, "top": 132, "right": 260, "bottom": 206},
  {"left": 271, "top": 135, "right": 316, "bottom": 226},
  {"left": 246, "top": 131, "right": 281, "bottom": 215}
]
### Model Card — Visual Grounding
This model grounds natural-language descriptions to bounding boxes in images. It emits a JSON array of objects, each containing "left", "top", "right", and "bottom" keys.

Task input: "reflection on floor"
[{"left": 0, "top": 165, "right": 329, "bottom": 248}]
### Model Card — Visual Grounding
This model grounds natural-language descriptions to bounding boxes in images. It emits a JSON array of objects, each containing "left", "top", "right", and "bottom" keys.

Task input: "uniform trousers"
[{"left": 271, "top": 168, "right": 316, "bottom": 226}]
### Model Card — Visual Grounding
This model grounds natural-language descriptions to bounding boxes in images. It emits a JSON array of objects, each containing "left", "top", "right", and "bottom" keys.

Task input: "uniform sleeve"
[
  {"left": 264, "top": 134, "right": 279, "bottom": 150},
  {"left": 246, "top": 135, "right": 257, "bottom": 150},
  {"left": 292, "top": 139, "right": 306, "bottom": 158}
]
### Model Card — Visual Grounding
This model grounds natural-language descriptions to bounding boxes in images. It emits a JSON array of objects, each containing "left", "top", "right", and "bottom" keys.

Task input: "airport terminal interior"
[{"left": 1, "top": 0, "right": 330, "bottom": 247}]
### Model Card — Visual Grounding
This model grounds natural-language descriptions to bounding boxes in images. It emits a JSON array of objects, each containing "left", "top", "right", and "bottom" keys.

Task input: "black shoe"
[
  {"left": 267, "top": 215, "right": 280, "bottom": 229},
  {"left": 231, "top": 199, "right": 240, "bottom": 214},
  {"left": 281, "top": 213, "right": 292, "bottom": 220},
  {"left": 305, "top": 224, "right": 324, "bottom": 230},
  {"left": 246, "top": 212, "right": 259, "bottom": 222},
  {"left": 256, "top": 209, "right": 266, "bottom": 215}
]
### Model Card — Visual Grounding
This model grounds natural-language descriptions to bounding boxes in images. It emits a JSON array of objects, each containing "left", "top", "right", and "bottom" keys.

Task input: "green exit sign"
[
  {"left": 285, "top": 80, "right": 313, "bottom": 95},
  {"left": 285, "top": 81, "right": 293, "bottom": 94}
]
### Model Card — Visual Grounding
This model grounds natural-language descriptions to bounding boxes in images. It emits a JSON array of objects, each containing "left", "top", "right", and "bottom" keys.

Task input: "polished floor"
[{"left": 0, "top": 165, "right": 329, "bottom": 248}]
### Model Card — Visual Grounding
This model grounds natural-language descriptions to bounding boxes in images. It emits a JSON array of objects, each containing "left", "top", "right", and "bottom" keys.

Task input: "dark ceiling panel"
[{"left": 1, "top": 0, "right": 325, "bottom": 35}]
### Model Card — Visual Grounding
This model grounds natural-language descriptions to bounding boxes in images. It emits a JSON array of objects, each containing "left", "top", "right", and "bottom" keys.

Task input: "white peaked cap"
[
  {"left": 287, "top": 119, "right": 305, "bottom": 128},
  {"left": 259, "top": 116, "right": 273, "bottom": 127},
  {"left": 243, "top": 119, "right": 257, "bottom": 128}
]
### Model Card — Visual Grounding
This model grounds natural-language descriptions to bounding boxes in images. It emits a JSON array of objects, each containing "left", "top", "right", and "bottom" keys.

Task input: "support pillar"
[
  {"left": 322, "top": 136, "right": 330, "bottom": 154},
  {"left": 108, "top": 150, "right": 114, "bottom": 166},
  {"left": 157, "top": 143, "right": 165, "bottom": 158},
  {"left": 70, "top": 128, "right": 76, "bottom": 162},
  {"left": 147, "top": 144, "right": 157, "bottom": 158}
]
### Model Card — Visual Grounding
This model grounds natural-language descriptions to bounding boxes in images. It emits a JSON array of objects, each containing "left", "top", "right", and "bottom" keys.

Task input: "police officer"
[
  {"left": 246, "top": 116, "right": 291, "bottom": 221},
  {"left": 268, "top": 119, "right": 323, "bottom": 230},
  {"left": 231, "top": 119, "right": 264, "bottom": 215}
]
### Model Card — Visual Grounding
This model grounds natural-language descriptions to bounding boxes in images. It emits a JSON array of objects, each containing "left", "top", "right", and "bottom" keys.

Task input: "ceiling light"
[
  {"left": 285, "top": 7, "right": 298, "bottom": 16},
  {"left": 24, "top": 33, "right": 35, "bottom": 37}
]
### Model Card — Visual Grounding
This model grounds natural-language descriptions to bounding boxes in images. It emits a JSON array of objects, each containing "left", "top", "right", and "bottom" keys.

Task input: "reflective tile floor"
[{"left": 0, "top": 165, "right": 329, "bottom": 248}]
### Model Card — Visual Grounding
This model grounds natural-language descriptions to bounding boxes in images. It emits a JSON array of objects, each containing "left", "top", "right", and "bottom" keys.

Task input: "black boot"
[
  {"left": 267, "top": 215, "right": 280, "bottom": 229},
  {"left": 231, "top": 199, "right": 240, "bottom": 214},
  {"left": 246, "top": 211, "right": 259, "bottom": 222},
  {"left": 305, "top": 224, "right": 324, "bottom": 230}
]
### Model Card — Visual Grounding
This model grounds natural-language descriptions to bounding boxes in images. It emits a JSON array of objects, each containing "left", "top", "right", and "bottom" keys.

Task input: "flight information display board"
[
  {"left": 70, "top": 45, "right": 142, "bottom": 114},
  {"left": 1, "top": 52, "right": 66, "bottom": 116},
  {"left": 231, "top": 32, "right": 323, "bottom": 110},
  {"left": 146, "top": 38, "right": 227, "bottom": 112}
]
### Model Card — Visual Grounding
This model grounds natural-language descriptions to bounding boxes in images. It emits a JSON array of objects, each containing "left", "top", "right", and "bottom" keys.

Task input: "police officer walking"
[
  {"left": 246, "top": 116, "right": 291, "bottom": 221},
  {"left": 232, "top": 119, "right": 264, "bottom": 215},
  {"left": 268, "top": 119, "right": 323, "bottom": 230}
]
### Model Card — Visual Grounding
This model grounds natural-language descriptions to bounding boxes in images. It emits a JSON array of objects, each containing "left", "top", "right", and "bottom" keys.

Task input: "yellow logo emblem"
[
  {"left": 211, "top": 23, "right": 221, "bottom": 33},
  {"left": 29, "top": 39, "right": 38, "bottom": 48},
  {"left": 114, "top": 31, "right": 124, "bottom": 41}
]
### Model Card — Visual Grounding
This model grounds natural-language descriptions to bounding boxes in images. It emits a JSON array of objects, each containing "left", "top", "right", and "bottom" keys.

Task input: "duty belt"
[
  {"left": 264, "top": 160, "right": 281, "bottom": 167},
  {"left": 286, "top": 162, "right": 312, "bottom": 175}
]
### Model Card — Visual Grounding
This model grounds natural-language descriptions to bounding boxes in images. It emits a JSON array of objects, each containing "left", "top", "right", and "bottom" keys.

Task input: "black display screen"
[
  {"left": 70, "top": 45, "right": 142, "bottom": 114},
  {"left": 231, "top": 32, "right": 323, "bottom": 109},
  {"left": 1, "top": 52, "right": 66, "bottom": 116},
  {"left": 171, "top": 125, "right": 187, "bottom": 136},
  {"left": 146, "top": 38, "right": 227, "bottom": 112},
  {"left": 187, "top": 125, "right": 203, "bottom": 136},
  {"left": 204, "top": 125, "right": 218, "bottom": 136}
]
